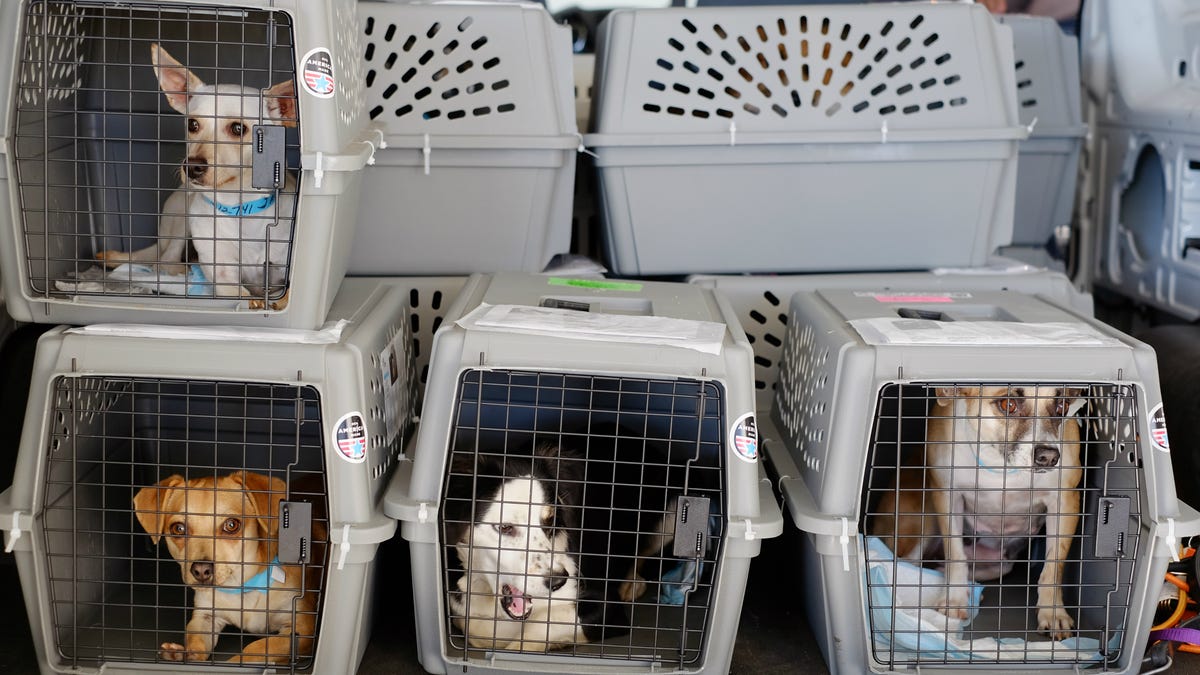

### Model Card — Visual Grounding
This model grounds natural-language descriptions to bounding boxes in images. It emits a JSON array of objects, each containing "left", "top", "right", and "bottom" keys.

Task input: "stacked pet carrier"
[
  {"left": 586, "top": 2, "right": 1025, "bottom": 275},
  {"left": 351, "top": 0, "right": 577, "bottom": 276},
  {"left": 0, "top": 0, "right": 418, "bottom": 672},
  {"left": 764, "top": 289, "right": 1200, "bottom": 673},
  {"left": 0, "top": 0, "right": 381, "bottom": 329},
  {"left": 384, "top": 272, "right": 782, "bottom": 674},
  {"left": 1076, "top": 0, "right": 1200, "bottom": 320},
  {"left": 0, "top": 277, "right": 416, "bottom": 672}
]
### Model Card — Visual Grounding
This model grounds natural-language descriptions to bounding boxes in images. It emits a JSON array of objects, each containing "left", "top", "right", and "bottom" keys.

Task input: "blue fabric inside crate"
[{"left": 864, "top": 536, "right": 1104, "bottom": 662}]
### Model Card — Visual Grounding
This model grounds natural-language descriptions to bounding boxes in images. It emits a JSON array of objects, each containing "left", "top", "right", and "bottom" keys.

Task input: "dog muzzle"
[{"left": 501, "top": 585, "right": 532, "bottom": 621}]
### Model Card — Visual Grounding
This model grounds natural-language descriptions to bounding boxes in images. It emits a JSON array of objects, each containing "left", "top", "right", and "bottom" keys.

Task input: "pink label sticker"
[{"left": 872, "top": 295, "right": 955, "bottom": 303}]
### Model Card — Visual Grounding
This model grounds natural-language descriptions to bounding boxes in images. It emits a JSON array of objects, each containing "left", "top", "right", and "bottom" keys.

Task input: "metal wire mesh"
[
  {"left": 42, "top": 375, "right": 329, "bottom": 671},
  {"left": 439, "top": 368, "right": 726, "bottom": 665},
  {"left": 862, "top": 382, "right": 1143, "bottom": 667},
  {"left": 15, "top": 0, "right": 300, "bottom": 304}
]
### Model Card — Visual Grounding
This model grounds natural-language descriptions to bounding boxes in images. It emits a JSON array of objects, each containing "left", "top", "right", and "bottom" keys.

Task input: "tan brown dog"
[
  {"left": 870, "top": 385, "right": 1084, "bottom": 639},
  {"left": 133, "top": 471, "right": 320, "bottom": 664}
]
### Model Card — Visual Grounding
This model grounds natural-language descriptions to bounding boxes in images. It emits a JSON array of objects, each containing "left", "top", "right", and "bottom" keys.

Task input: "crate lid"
[
  {"left": 998, "top": 16, "right": 1085, "bottom": 140},
  {"left": 587, "top": 3, "right": 1026, "bottom": 148},
  {"left": 359, "top": 1, "right": 579, "bottom": 148}
]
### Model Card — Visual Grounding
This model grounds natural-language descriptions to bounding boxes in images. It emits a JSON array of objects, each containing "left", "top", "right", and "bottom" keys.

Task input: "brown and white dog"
[
  {"left": 870, "top": 385, "right": 1084, "bottom": 639},
  {"left": 133, "top": 471, "right": 321, "bottom": 664},
  {"left": 96, "top": 43, "right": 297, "bottom": 310}
]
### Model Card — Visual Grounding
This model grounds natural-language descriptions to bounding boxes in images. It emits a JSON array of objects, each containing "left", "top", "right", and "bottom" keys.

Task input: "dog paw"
[
  {"left": 94, "top": 250, "right": 122, "bottom": 269},
  {"left": 618, "top": 576, "right": 646, "bottom": 603},
  {"left": 160, "top": 643, "right": 188, "bottom": 661},
  {"left": 1038, "top": 606, "right": 1075, "bottom": 640},
  {"left": 936, "top": 592, "right": 970, "bottom": 621}
]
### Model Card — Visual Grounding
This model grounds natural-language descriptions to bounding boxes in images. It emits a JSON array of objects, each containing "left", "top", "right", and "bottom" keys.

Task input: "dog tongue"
[{"left": 507, "top": 587, "right": 528, "bottom": 617}]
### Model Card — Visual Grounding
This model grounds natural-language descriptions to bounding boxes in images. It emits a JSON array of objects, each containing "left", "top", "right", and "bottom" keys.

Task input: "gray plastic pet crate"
[
  {"left": 0, "top": 0, "right": 378, "bottom": 328},
  {"left": 996, "top": 15, "right": 1084, "bottom": 264},
  {"left": 689, "top": 258, "right": 1093, "bottom": 412},
  {"left": 765, "top": 287, "right": 1200, "bottom": 674},
  {"left": 585, "top": 3, "right": 1025, "bottom": 275},
  {"left": 383, "top": 272, "right": 783, "bottom": 674},
  {"left": 0, "top": 278, "right": 414, "bottom": 673},
  {"left": 351, "top": 1, "right": 577, "bottom": 275},
  {"left": 1076, "top": 0, "right": 1200, "bottom": 320}
]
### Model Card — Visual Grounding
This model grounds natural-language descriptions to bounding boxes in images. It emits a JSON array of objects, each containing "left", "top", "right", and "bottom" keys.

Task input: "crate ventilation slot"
[
  {"left": 644, "top": 13, "right": 966, "bottom": 120},
  {"left": 1014, "top": 58, "right": 1036, "bottom": 109},
  {"left": 19, "top": 2, "right": 86, "bottom": 106},
  {"left": 775, "top": 320, "right": 832, "bottom": 472},
  {"left": 362, "top": 14, "right": 516, "bottom": 121}
]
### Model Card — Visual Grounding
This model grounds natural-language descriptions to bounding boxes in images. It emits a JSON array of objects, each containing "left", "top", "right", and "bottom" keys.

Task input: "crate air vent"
[
  {"left": 363, "top": 14, "right": 516, "bottom": 122},
  {"left": 644, "top": 13, "right": 965, "bottom": 120}
]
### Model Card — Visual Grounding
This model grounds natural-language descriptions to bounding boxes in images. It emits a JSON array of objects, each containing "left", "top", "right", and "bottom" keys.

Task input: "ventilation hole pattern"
[
  {"left": 640, "top": 12, "right": 970, "bottom": 123},
  {"left": 744, "top": 290, "right": 788, "bottom": 394},
  {"left": 19, "top": 3, "right": 85, "bottom": 106},
  {"left": 335, "top": 0, "right": 367, "bottom": 129},
  {"left": 362, "top": 12, "right": 516, "bottom": 123},
  {"left": 1014, "top": 58, "right": 1036, "bottom": 111},
  {"left": 775, "top": 313, "right": 833, "bottom": 473}
]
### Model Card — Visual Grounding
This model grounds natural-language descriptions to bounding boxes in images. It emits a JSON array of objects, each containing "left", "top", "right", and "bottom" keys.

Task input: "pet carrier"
[
  {"left": 689, "top": 259, "right": 1093, "bottom": 412},
  {"left": 0, "top": 277, "right": 414, "bottom": 673},
  {"left": 995, "top": 15, "right": 1083, "bottom": 266},
  {"left": 765, "top": 287, "right": 1200, "bottom": 674},
  {"left": 585, "top": 2, "right": 1025, "bottom": 275},
  {"left": 384, "top": 272, "right": 783, "bottom": 674},
  {"left": 351, "top": 1, "right": 577, "bottom": 275},
  {"left": 1076, "top": 0, "right": 1200, "bottom": 319},
  {"left": 0, "top": 0, "right": 377, "bottom": 328}
]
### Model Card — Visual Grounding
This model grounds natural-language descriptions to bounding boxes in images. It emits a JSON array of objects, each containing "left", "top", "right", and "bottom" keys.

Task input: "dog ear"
[
  {"left": 229, "top": 471, "right": 287, "bottom": 542},
  {"left": 934, "top": 386, "right": 959, "bottom": 408},
  {"left": 263, "top": 79, "right": 298, "bottom": 128},
  {"left": 132, "top": 474, "right": 186, "bottom": 545},
  {"left": 150, "top": 44, "right": 205, "bottom": 115}
]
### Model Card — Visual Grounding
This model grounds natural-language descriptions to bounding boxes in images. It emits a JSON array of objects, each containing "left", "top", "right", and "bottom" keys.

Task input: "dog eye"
[
  {"left": 222, "top": 518, "right": 240, "bottom": 534},
  {"left": 169, "top": 522, "right": 186, "bottom": 536},
  {"left": 994, "top": 398, "right": 1020, "bottom": 415},
  {"left": 495, "top": 523, "right": 516, "bottom": 537},
  {"left": 228, "top": 122, "right": 246, "bottom": 137},
  {"left": 187, "top": 118, "right": 199, "bottom": 134},
  {"left": 1054, "top": 399, "right": 1069, "bottom": 416}
]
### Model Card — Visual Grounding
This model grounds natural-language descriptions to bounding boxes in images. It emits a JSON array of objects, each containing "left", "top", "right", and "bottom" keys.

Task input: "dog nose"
[
  {"left": 1034, "top": 445, "right": 1060, "bottom": 468},
  {"left": 545, "top": 569, "right": 569, "bottom": 592},
  {"left": 190, "top": 560, "right": 214, "bottom": 584},
  {"left": 185, "top": 157, "right": 208, "bottom": 181}
]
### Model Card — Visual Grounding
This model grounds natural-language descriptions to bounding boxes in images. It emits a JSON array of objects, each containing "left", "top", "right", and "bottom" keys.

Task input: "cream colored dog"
[
  {"left": 97, "top": 43, "right": 297, "bottom": 310},
  {"left": 871, "top": 385, "right": 1084, "bottom": 639},
  {"left": 133, "top": 471, "right": 319, "bottom": 664}
]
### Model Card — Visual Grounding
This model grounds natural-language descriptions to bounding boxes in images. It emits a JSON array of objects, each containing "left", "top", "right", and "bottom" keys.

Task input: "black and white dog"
[{"left": 442, "top": 429, "right": 703, "bottom": 652}]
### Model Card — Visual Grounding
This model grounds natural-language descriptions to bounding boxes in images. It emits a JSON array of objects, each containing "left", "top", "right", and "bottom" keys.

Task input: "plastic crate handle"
[{"left": 0, "top": 487, "right": 33, "bottom": 553}]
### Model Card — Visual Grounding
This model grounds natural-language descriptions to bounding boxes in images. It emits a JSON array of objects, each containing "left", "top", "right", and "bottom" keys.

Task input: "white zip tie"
[
  {"left": 880, "top": 119, "right": 888, "bottom": 144},
  {"left": 840, "top": 517, "right": 851, "bottom": 572},
  {"left": 418, "top": 502, "right": 430, "bottom": 524},
  {"left": 728, "top": 121, "right": 737, "bottom": 146},
  {"left": 1167, "top": 518, "right": 1180, "bottom": 563},
  {"left": 313, "top": 151, "right": 324, "bottom": 189},
  {"left": 373, "top": 127, "right": 388, "bottom": 150},
  {"left": 1026, "top": 115, "right": 1039, "bottom": 135},
  {"left": 337, "top": 523, "right": 351, "bottom": 571},
  {"left": 4, "top": 511, "right": 22, "bottom": 553},
  {"left": 743, "top": 517, "right": 755, "bottom": 541},
  {"left": 423, "top": 133, "right": 431, "bottom": 176},
  {"left": 362, "top": 140, "right": 377, "bottom": 166},
  {"left": 574, "top": 133, "right": 598, "bottom": 159}
]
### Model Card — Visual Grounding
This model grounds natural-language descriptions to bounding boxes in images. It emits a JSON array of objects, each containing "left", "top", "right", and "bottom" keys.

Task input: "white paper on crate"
[{"left": 848, "top": 319, "right": 1122, "bottom": 347}]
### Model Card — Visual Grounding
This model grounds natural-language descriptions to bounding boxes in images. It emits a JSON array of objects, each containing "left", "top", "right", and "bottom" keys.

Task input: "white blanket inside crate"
[
  {"left": 54, "top": 263, "right": 211, "bottom": 296},
  {"left": 864, "top": 536, "right": 1103, "bottom": 662}
]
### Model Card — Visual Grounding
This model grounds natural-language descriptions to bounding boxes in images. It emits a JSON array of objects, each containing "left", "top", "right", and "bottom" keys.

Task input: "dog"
[
  {"left": 869, "top": 385, "right": 1084, "bottom": 639},
  {"left": 96, "top": 43, "right": 297, "bottom": 310},
  {"left": 133, "top": 471, "right": 323, "bottom": 664},
  {"left": 442, "top": 433, "right": 695, "bottom": 652}
]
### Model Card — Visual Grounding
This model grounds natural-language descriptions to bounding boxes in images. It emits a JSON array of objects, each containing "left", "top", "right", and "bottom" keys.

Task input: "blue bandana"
[
  {"left": 201, "top": 192, "right": 276, "bottom": 216},
  {"left": 216, "top": 557, "right": 283, "bottom": 594}
]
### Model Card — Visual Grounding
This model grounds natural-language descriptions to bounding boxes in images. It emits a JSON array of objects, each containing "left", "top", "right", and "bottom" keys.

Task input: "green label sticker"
[{"left": 548, "top": 277, "right": 643, "bottom": 292}]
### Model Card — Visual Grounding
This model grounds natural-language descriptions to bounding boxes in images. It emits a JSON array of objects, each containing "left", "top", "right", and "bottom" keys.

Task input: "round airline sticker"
[
  {"left": 332, "top": 412, "right": 368, "bottom": 463},
  {"left": 730, "top": 413, "right": 758, "bottom": 463},
  {"left": 300, "top": 47, "right": 335, "bottom": 99},
  {"left": 1149, "top": 403, "right": 1170, "bottom": 452}
]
